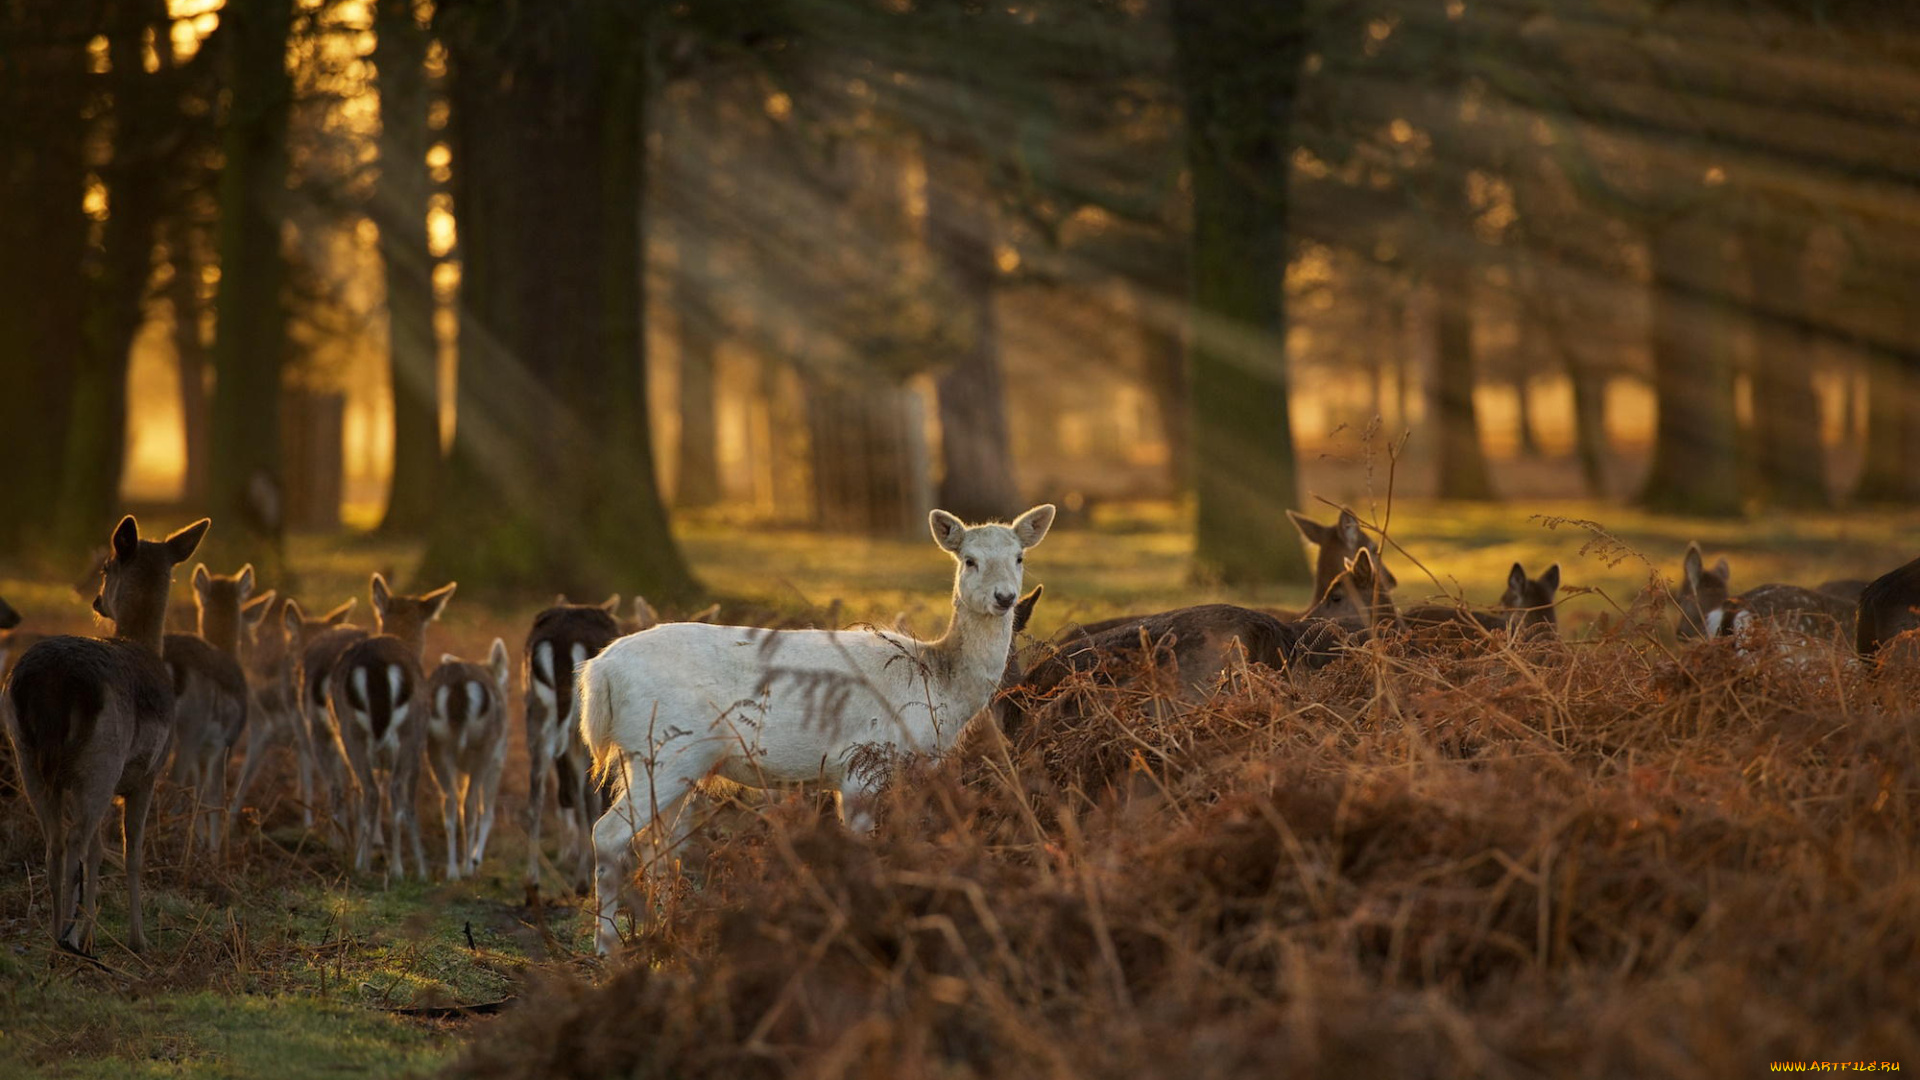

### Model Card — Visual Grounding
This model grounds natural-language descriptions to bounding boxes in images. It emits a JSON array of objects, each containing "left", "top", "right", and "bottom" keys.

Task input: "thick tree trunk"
[
  {"left": 1138, "top": 282, "right": 1190, "bottom": 492},
  {"left": 373, "top": 0, "right": 442, "bottom": 534},
  {"left": 1746, "top": 215, "right": 1828, "bottom": 507},
  {"left": 170, "top": 223, "right": 213, "bottom": 509},
  {"left": 1169, "top": 0, "right": 1311, "bottom": 585},
  {"left": 1851, "top": 239, "right": 1920, "bottom": 504},
  {"left": 422, "top": 0, "right": 695, "bottom": 601},
  {"left": 58, "top": 5, "right": 172, "bottom": 549},
  {"left": 209, "top": 0, "right": 296, "bottom": 568},
  {"left": 673, "top": 230, "right": 723, "bottom": 510},
  {"left": 1432, "top": 250, "right": 1496, "bottom": 500},
  {"left": 924, "top": 156, "right": 1020, "bottom": 522},
  {"left": 0, "top": 8, "right": 88, "bottom": 553},
  {"left": 1640, "top": 211, "right": 1743, "bottom": 516}
]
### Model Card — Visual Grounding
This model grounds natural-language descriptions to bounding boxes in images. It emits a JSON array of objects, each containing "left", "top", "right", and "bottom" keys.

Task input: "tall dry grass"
[{"left": 444, "top": 596, "right": 1920, "bottom": 1079}]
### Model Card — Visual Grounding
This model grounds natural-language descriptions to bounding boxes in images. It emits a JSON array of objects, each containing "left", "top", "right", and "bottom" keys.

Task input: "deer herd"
[{"left": 3, "top": 507, "right": 1918, "bottom": 958}]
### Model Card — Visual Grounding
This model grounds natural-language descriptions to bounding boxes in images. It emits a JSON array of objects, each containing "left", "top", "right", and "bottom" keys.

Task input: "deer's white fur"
[{"left": 578, "top": 503, "right": 1054, "bottom": 955}]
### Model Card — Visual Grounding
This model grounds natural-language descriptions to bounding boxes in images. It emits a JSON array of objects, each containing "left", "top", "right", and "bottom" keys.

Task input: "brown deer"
[
  {"left": 425, "top": 638, "right": 512, "bottom": 880},
  {"left": 1677, "top": 543, "right": 1854, "bottom": 643},
  {"left": 326, "top": 574, "right": 456, "bottom": 880},
  {"left": 1404, "top": 562, "right": 1561, "bottom": 637},
  {"left": 287, "top": 597, "right": 366, "bottom": 829},
  {"left": 1001, "top": 550, "right": 1400, "bottom": 744},
  {"left": 1289, "top": 507, "right": 1398, "bottom": 608},
  {"left": 522, "top": 595, "right": 622, "bottom": 899},
  {"left": 164, "top": 564, "right": 271, "bottom": 854},
  {"left": 3, "top": 515, "right": 208, "bottom": 954},
  {"left": 1856, "top": 556, "right": 1920, "bottom": 660},
  {"left": 227, "top": 592, "right": 289, "bottom": 819}
]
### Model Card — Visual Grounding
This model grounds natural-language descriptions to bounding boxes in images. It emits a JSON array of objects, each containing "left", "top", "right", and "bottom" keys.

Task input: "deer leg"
[
  {"left": 48, "top": 831, "right": 72, "bottom": 951},
  {"left": 400, "top": 769, "right": 428, "bottom": 882},
  {"left": 470, "top": 747, "right": 505, "bottom": 874},
  {"left": 80, "top": 821, "right": 107, "bottom": 955},
  {"left": 591, "top": 780, "right": 665, "bottom": 957},
  {"left": 209, "top": 742, "right": 232, "bottom": 855},
  {"left": 123, "top": 780, "right": 155, "bottom": 952},
  {"left": 524, "top": 735, "right": 551, "bottom": 900}
]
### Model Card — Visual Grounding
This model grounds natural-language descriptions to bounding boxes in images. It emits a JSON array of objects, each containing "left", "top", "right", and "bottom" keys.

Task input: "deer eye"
[
  {"left": 964, "top": 558, "right": 977, "bottom": 570},
  {"left": 1016, "top": 555, "right": 1023, "bottom": 565}
]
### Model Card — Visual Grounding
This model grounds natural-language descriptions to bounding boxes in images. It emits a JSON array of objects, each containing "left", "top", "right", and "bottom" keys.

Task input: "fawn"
[
  {"left": 1289, "top": 507, "right": 1398, "bottom": 609},
  {"left": 326, "top": 574, "right": 457, "bottom": 880},
  {"left": 425, "top": 638, "right": 512, "bottom": 880},
  {"left": 3, "top": 515, "right": 208, "bottom": 953},
  {"left": 1856, "top": 556, "right": 1920, "bottom": 660},
  {"left": 523, "top": 595, "right": 623, "bottom": 898},
  {"left": 287, "top": 597, "right": 367, "bottom": 829},
  {"left": 1404, "top": 562, "right": 1562, "bottom": 637},
  {"left": 164, "top": 564, "right": 271, "bottom": 854},
  {"left": 1676, "top": 543, "right": 1855, "bottom": 643}
]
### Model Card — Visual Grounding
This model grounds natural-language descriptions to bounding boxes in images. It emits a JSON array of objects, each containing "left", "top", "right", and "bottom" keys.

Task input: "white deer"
[{"left": 578, "top": 503, "right": 1054, "bottom": 955}]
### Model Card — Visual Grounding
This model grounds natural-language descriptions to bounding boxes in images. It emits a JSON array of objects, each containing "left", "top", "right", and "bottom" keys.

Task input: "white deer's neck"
[{"left": 916, "top": 595, "right": 1014, "bottom": 751}]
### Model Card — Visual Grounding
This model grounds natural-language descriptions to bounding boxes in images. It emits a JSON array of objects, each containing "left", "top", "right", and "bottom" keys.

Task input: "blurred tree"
[
  {"left": 1851, "top": 233, "right": 1920, "bottom": 505},
  {"left": 1640, "top": 208, "right": 1742, "bottom": 516},
  {"left": 925, "top": 150, "right": 1021, "bottom": 522},
  {"left": 372, "top": 0, "right": 442, "bottom": 534},
  {"left": 0, "top": 6, "right": 88, "bottom": 554},
  {"left": 672, "top": 219, "right": 723, "bottom": 512},
  {"left": 1743, "top": 206, "right": 1827, "bottom": 507},
  {"left": 423, "top": 0, "right": 695, "bottom": 600},
  {"left": 58, "top": 0, "right": 179, "bottom": 550},
  {"left": 1431, "top": 208, "right": 1495, "bottom": 501},
  {"left": 1169, "top": 0, "right": 1311, "bottom": 584},
  {"left": 209, "top": 0, "right": 297, "bottom": 568}
]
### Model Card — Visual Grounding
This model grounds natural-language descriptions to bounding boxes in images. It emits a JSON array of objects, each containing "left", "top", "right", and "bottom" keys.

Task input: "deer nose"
[{"left": 993, "top": 590, "right": 1016, "bottom": 612}]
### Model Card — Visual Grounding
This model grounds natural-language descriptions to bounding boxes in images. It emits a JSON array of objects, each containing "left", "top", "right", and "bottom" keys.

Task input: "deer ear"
[
  {"left": 372, "top": 573, "right": 392, "bottom": 614},
  {"left": 192, "top": 564, "right": 212, "bottom": 596},
  {"left": 1540, "top": 564, "right": 1561, "bottom": 594},
  {"left": 601, "top": 594, "right": 621, "bottom": 615},
  {"left": 1683, "top": 543, "right": 1704, "bottom": 590},
  {"left": 1714, "top": 558, "right": 1730, "bottom": 584},
  {"left": 164, "top": 519, "right": 211, "bottom": 565},
  {"left": 488, "top": 638, "right": 511, "bottom": 684},
  {"left": 421, "top": 582, "right": 458, "bottom": 621},
  {"left": 1011, "top": 504, "right": 1056, "bottom": 549},
  {"left": 1507, "top": 562, "right": 1527, "bottom": 595},
  {"left": 930, "top": 509, "right": 967, "bottom": 552},
  {"left": 1287, "top": 510, "right": 1329, "bottom": 546},
  {"left": 0, "top": 596, "right": 20, "bottom": 631},
  {"left": 243, "top": 590, "right": 278, "bottom": 629},
  {"left": 111, "top": 516, "right": 141, "bottom": 560},
  {"left": 281, "top": 599, "right": 306, "bottom": 638},
  {"left": 1336, "top": 508, "right": 1365, "bottom": 548},
  {"left": 325, "top": 598, "right": 358, "bottom": 625},
  {"left": 631, "top": 596, "right": 658, "bottom": 630},
  {"left": 1012, "top": 584, "right": 1043, "bottom": 634},
  {"left": 1347, "top": 548, "right": 1377, "bottom": 588}
]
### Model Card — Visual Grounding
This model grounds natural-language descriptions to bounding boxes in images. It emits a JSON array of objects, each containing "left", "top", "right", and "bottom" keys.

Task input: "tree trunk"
[
  {"left": 1640, "top": 211, "right": 1743, "bottom": 515},
  {"left": 209, "top": 0, "right": 296, "bottom": 569},
  {"left": 422, "top": 0, "right": 695, "bottom": 601},
  {"left": 170, "top": 222, "right": 213, "bottom": 509},
  {"left": 1169, "top": 0, "right": 1311, "bottom": 585},
  {"left": 806, "top": 377, "right": 928, "bottom": 539},
  {"left": 1567, "top": 350, "right": 1609, "bottom": 498},
  {"left": 0, "top": 8, "right": 88, "bottom": 553},
  {"left": 673, "top": 228, "right": 723, "bottom": 510},
  {"left": 373, "top": 0, "right": 442, "bottom": 534},
  {"left": 1511, "top": 374, "right": 1540, "bottom": 459},
  {"left": 1138, "top": 281, "right": 1190, "bottom": 492},
  {"left": 1744, "top": 214, "right": 1828, "bottom": 507},
  {"left": 58, "top": 4, "right": 173, "bottom": 550},
  {"left": 1432, "top": 249, "right": 1496, "bottom": 500},
  {"left": 924, "top": 155, "right": 1020, "bottom": 522}
]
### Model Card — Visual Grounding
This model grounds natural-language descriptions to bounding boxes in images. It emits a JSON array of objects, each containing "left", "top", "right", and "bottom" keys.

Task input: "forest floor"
[{"left": 1, "top": 498, "right": 1917, "bottom": 1078}]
